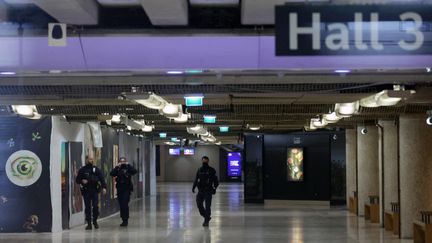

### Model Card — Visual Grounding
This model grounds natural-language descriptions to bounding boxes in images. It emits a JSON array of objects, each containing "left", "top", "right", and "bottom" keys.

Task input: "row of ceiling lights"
[{"left": 306, "top": 85, "right": 417, "bottom": 130}]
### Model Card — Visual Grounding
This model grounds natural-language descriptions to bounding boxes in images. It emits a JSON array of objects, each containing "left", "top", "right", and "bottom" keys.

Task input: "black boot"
[
  {"left": 85, "top": 222, "right": 92, "bottom": 230},
  {"left": 202, "top": 217, "right": 211, "bottom": 227},
  {"left": 120, "top": 220, "right": 128, "bottom": 227},
  {"left": 93, "top": 220, "right": 99, "bottom": 229}
]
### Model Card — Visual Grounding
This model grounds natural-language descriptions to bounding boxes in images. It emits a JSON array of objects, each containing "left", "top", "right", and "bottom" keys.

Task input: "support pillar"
[
  {"left": 399, "top": 115, "right": 432, "bottom": 238},
  {"left": 357, "top": 126, "right": 379, "bottom": 216}
]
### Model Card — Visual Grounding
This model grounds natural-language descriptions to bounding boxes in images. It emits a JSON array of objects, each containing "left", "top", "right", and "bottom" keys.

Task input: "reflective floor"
[{"left": 0, "top": 183, "right": 411, "bottom": 243}]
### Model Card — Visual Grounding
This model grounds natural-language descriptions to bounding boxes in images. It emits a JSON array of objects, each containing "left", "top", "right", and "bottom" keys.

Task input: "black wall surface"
[
  {"left": 244, "top": 134, "right": 264, "bottom": 203},
  {"left": 263, "top": 133, "right": 331, "bottom": 201},
  {"left": 0, "top": 117, "right": 52, "bottom": 232},
  {"left": 330, "top": 133, "right": 347, "bottom": 204}
]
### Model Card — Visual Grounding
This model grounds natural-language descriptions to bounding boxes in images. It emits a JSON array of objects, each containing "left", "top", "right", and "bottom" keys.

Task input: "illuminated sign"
[{"left": 227, "top": 152, "right": 242, "bottom": 177}]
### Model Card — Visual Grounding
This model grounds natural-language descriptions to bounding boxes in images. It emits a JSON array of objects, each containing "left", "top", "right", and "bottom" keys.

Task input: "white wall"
[
  {"left": 161, "top": 145, "right": 220, "bottom": 182},
  {"left": 50, "top": 117, "right": 86, "bottom": 232}
]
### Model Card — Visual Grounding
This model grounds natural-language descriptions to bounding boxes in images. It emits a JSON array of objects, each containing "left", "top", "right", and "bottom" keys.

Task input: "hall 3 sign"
[{"left": 275, "top": 5, "right": 432, "bottom": 55}]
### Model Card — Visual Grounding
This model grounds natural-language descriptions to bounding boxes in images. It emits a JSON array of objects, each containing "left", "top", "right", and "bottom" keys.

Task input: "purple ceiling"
[{"left": 0, "top": 36, "right": 431, "bottom": 71}]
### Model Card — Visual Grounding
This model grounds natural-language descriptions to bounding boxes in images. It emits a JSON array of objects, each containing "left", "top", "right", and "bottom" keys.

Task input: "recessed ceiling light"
[
  {"left": 334, "top": 70, "right": 350, "bottom": 74},
  {"left": 166, "top": 70, "right": 184, "bottom": 75},
  {"left": 0, "top": 71, "right": 16, "bottom": 75}
]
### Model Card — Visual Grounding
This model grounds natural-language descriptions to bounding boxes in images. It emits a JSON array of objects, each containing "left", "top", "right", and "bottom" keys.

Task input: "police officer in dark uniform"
[
  {"left": 192, "top": 156, "right": 219, "bottom": 227},
  {"left": 75, "top": 156, "right": 107, "bottom": 230},
  {"left": 110, "top": 157, "right": 137, "bottom": 227}
]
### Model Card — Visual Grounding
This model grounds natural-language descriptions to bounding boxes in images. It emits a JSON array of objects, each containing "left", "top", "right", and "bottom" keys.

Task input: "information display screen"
[
  {"left": 183, "top": 148, "right": 195, "bottom": 155},
  {"left": 227, "top": 152, "right": 242, "bottom": 177},
  {"left": 169, "top": 148, "right": 180, "bottom": 156}
]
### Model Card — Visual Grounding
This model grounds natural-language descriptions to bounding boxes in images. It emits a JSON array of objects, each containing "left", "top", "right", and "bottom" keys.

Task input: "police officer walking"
[
  {"left": 192, "top": 156, "right": 219, "bottom": 227},
  {"left": 110, "top": 157, "right": 137, "bottom": 227},
  {"left": 75, "top": 156, "right": 107, "bottom": 230}
]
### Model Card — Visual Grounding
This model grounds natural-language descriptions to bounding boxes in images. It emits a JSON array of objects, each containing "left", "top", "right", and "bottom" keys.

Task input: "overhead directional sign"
[{"left": 276, "top": 4, "right": 432, "bottom": 55}]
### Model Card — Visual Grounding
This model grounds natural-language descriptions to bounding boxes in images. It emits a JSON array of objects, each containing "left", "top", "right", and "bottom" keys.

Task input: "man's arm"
[
  {"left": 110, "top": 166, "right": 119, "bottom": 177},
  {"left": 192, "top": 169, "right": 199, "bottom": 192},
  {"left": 75, "top": 168, "right": 83, "bottom": 184},
  {"left": 212, "top": 169, "right": 219, "bottom": 189},
  {"left": 128, "top": 165, "right": 138, "bottom": 176}
]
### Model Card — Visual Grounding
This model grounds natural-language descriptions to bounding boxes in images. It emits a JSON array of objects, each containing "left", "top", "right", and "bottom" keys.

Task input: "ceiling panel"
[
  {"left": 97, "top": 0, "right": 140, "bottom": 6},
  {"left": 139, "top": 0, "right": 188, "bottom": 25},
  {"left": 189, "top": 0, "right": 239, "bottom": 6},
  {"left": 27, "top": 0, "right": 99, "bottom": 25}
]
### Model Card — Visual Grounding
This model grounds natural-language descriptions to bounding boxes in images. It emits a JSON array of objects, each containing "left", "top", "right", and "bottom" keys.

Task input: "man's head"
[
  {"left": 86, "top": 156, "right": 94, "bottom": 165},
  {"left": 202, "top": 156, "right": 209, "bottom": 164},
  {"left": 119, "top": 157, "right": 128, "bottom": 165}
]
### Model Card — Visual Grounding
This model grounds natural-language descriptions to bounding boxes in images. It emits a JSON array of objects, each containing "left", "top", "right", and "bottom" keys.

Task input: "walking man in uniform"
[
  {"left": 75, "top": 156, "right": 107, "bottom": 230},
  {"left": 110, "top": 157, "right": 137, "bottom": 227},
  {"left": 192, "top": 156, "right": 219, "bottom": 227}
]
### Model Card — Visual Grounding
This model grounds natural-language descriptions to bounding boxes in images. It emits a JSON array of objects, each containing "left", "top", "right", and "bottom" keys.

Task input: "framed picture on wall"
[{"left": 287, "top": 147, "right": 304, "bottom": 182}]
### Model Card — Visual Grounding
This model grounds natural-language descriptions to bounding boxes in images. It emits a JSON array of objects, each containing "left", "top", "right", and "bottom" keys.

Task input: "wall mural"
[
  {"left": 0, "top": 117, "right": 52, "bottom": 232},
  {"left": 287, "top": 148, "right": 304, "bottom": 182}
]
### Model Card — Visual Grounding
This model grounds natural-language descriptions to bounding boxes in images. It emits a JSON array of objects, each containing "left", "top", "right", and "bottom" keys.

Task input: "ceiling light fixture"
[
  {"left": 173, "top": 113, "right": 190, "bottom": 123},
  {"left": 427, "top": 67, "right": 431, "bottom": 73},
  {"left": 162, "top": 103, "right": 182, "bottom": 118},
  {"left": 0, "top": 71, "right": 16, "bottom": 75},
  {"left": 187, "top": 124, "right": 207, "bottom": 135},
  {"left": 335, "top": 102, "right": 359, "bottom": 117},
  {"left": 128, "top": 93, "right": 167, "bottom": 110},
  {"left": 111, "top": 114, "right": 122, "bottom": 123},
  {"left": 247, "top": 124, "right": 262, "bottom": 131},
  {"left": 166, "top": 70, "right": 184, "bottom": 75},
  {"left": 334, "top": 70, "right": 350, "bottom": 74},
  {"left": 323, "top": 112, "right": 341, "bottom": 123},
  {"left": 360, "top": 89, "right": 416, "bottom": 108},
  {"left": 311, "top": 118, "right": 328, "bottom": 128},
  {"left": 142, "top": 125, "right": 154, "bottom": 132},
  {"left": 11, "top": 105, "right": 41, "bottom": 119}
]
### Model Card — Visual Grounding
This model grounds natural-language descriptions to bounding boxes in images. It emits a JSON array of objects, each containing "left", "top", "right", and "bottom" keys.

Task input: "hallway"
[{"left": 0, "top": 183, "right": 410, "bottom": 243}]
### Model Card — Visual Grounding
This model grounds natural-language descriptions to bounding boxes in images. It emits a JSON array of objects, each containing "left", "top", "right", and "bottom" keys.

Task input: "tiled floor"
[{"left": 0, "top": 183, "right": 411, "bottom": 242}]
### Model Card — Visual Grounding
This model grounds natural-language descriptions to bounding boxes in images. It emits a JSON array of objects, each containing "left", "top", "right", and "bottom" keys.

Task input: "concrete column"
[
  {"left": 346, "top": 129, "right": 357, "bottom": 204},
  {"left": 357, "top": 126, "right": 379, "bottom": 216},
  {"left": 400, "top": 115, "right": 432, "bottom": 238},
  {"left": 378, "top": 121, "right": 399, "bottom": 216}
]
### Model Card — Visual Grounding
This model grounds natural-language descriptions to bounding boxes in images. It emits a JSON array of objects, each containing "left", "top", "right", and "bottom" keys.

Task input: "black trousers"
[
  {"left": 196, "top": 191, "right": 212, "bottom": 220},
  {"left": 83, "top": 192, "right": 99, "bottom": 223},
  {"left": 118, "top": 190, "right": 131, "bottom": 222}
]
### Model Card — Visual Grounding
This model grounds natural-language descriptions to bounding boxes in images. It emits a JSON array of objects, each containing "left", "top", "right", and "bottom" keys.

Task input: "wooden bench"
[
  {"left": 384, "top": 202, "right": 400, "bottom": 235},
  {"left": 349, "top": 191, "right": 358, "bottom": 215},
  {"left": 414, "top": 211, "right": 432, "bottom": 243},
  {"left": 364, "top": 195, "right": 379, "bottom": 223}
]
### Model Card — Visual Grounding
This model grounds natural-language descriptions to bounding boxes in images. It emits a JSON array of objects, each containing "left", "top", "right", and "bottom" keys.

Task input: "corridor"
[{"left": 0, "top": 183, "right": 410, "bottom": 243}]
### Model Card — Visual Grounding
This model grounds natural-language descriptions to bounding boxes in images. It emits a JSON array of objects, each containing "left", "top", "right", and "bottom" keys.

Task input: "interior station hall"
[{"left": 0, "top": 0, "right": 432, "bottom": 242}]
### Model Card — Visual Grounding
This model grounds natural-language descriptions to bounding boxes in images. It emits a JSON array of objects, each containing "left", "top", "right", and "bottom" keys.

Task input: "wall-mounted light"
[
  {"left": 427, "top": 110, "right": 432, "bottom": 126},
  {"left": 335, "top": 102, "right": 359, "bottom": 117},
  {"left": 361, "top": 127, "right": 368, "bottom": 135}
]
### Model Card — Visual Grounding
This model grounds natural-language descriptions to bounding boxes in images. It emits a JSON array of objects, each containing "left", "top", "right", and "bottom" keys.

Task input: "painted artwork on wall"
[
  {"left": 112, "top": 145, "right": 118, "bottom": 199},
  {"left": 0, "top": 117, "right": 52, "bottom": 232},
  {"left": 60, "top": 142, "right": 69, "bottom": 229},
  {"left": 70, "top": 142, "right": 83, "bottom": 214},
  {"left": 287, "top": 148, "right": 304, "bottom": 182}
]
